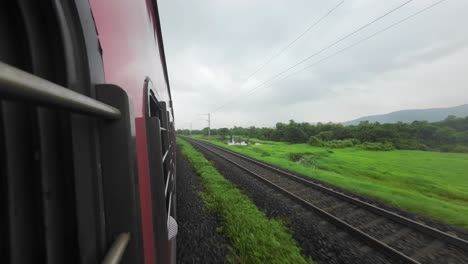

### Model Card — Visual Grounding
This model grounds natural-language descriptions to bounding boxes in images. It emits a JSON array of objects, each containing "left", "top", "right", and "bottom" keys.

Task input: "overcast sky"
[{"left": 159, "top": 0, "right": 468, "bottom": 129}]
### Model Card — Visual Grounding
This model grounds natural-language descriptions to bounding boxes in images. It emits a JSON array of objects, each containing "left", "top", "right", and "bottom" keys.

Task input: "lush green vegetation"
[
  {"left": 178, "top": 115, "right": 468, "bottom": 153},
  {"left": 196, "top": 137, "right": 468, "bottom": 229},
  {"left": 177, "top": 138, "right": 312, "bottom": 264}
]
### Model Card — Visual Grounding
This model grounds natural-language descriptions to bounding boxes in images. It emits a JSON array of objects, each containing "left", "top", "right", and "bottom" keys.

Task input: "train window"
[
  {"left": 143, "top": 78, "right": 171, "bottom": 264},
  {"left": 144, "top": 78, "right": 175, "bottom": 218},
  {"left": 148, "top": 89, "right": 162, "bottom": 118}
]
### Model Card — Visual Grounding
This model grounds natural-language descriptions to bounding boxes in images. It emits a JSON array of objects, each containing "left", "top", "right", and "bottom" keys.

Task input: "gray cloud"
[{"left": 159, "top": 0, "right": 468, "bottom": 129}]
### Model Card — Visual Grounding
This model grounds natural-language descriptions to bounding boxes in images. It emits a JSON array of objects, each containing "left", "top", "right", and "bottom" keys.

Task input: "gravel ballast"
[
  {"left": 176, "top": 148, "right": 230, "bottom": 263},
  {"left": 192, "top": 143, "right": 399, "bottom": 264}
]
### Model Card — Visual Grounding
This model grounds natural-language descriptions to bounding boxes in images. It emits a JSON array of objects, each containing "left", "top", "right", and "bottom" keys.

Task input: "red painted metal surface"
[
  {"left": 89, "top": 0, "right": 170, "bottom": 115},
  {"left": 89, "top": 1, "right": 171, "bottom": 263},
  {"left": 135, "top": 118, "right": 156, "bottom": 264}
]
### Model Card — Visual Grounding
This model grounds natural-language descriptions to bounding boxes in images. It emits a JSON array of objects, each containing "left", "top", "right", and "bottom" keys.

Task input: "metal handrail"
[
  {"left": 102, "top": 232, "right": 130, "bottom": 264},
  {"left": 0, "top": 62, "right": 121, "bottom": 119}
]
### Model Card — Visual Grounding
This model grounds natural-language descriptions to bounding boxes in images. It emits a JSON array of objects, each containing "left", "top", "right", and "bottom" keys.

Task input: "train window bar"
[
  {"left": 0, "top": 62, "right": 120, "bottom": 119},
  {"left": 164, "top": 171, "right": 171, "bottom": 196},
  {"left": 162, "top": 149, "right": 169, "bottom": 163},
  {"left": 167, "top": 192, "right": 173, "bottom": 219}
]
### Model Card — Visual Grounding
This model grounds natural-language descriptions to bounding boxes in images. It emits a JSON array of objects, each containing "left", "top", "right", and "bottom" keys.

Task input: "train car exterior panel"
[
  {"left": 90, "top": 1, "right": 175, "bottom": 263},
  {"left": 0, "top": 0, "right": 176, "bottom": 263}
]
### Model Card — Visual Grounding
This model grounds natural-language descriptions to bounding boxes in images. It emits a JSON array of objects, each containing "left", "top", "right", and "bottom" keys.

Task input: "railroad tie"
[
  {"left": 357, "top": 217, "right": 386, "bottom": 230},
  {"left": 341, "top": 208, "right": 365, "bottom": 220},
  {"left": 409, "top": 240, "right": 444, "bottom": 261},
  {"left": 322, "top": 201, "right": 347, "bottom": 212},
  {"left": 381, "top": 227, "right": 410, "bottom": 244}
]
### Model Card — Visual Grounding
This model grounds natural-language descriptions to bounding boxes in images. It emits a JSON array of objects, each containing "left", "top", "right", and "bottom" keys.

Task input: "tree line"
[{"left": 177, "top": 115, "right": 468, "bottom": 153}]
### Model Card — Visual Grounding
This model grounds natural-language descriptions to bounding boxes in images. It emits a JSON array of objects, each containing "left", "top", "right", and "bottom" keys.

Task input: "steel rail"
[
  {"left": 189, "top": 138, "right": 468, "bottom": 252},
  {"left": 186, "top": 137, "right": 468, "bottom": 263},
  {"left": 0, "top": 62, "right": 121, "bottom": 119},
  {"left": 189, "top": 139, "right": 420, "bottom": 264}
]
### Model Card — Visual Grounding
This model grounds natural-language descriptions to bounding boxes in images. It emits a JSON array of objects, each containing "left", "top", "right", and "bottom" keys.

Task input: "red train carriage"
[{"left": 0, "top": 0, "right": 176, "bottom": 263}]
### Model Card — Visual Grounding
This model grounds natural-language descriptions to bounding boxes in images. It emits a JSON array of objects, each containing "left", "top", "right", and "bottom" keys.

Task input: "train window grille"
[
  {"left": 144, "top": 78, "right": 178, "bottom": 264},
  {"left": 146, "top": 88, "right": 175, "bottom": 218}
]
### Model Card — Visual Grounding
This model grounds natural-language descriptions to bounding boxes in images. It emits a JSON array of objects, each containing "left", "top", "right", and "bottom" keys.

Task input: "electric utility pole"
[
  {"left": 200, "top": 113, "right": 211, "bottom": 136},
  {"left": 207, "top": 113, "right": 211, "bottom": 136}
]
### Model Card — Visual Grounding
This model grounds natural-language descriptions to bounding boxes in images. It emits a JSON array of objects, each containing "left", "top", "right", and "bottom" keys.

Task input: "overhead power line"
[
  {"left": 212, "top": 0, "right": 415, "bottom": 113},
  {"left": 212, "top": 0, "right": 344, "bottom": 113},
  {"left": 241, "top": 0, "right": 345, "bottom": 83},
  {"left": 244, "top": 0, "right": 448, "bottom": 98}
]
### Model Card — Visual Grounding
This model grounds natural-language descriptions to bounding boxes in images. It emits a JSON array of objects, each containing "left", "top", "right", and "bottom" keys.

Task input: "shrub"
[
  {"left": 308, "top": 136, "right": 323, "bottom": 147},
  {"left": 394, "top": 139, "right": 428, "bottom": 150},
  {"left": 288, "top": 153, "right": 304, "bottom": 162},
  {"left": 287, "top": 152, "right": 320, "bottom": 168},
  {"left": 358, "top": 142, "right": 395, "bottom": 151},
  {"left": 439, "top": 145, "right": 455, "bottom": 152},
  {"left": 453, "top": 145, "right": 468, "bottom": 153},
  {"left": 252, "top": 147, "right": 270, "bottom": 157},
  {"left": 322, "top": 139, "right": 357, "bottom": 148},
  {"left": 317, "top": 131, "right": 334, "bottom": 141},
  {"left": 284, "top": 127, "right": 308, "bottom": 143},
  {"left": 298, "top": 155, "right": 319, "bottom": 168}
]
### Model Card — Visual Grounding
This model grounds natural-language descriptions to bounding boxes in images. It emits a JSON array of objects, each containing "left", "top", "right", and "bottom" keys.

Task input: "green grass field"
[
  {"left": 177, "top": 138, "right": 312, "bottom": 263},
  {"left": 196, "top": 136, "right": 468, "bottom": 229}
]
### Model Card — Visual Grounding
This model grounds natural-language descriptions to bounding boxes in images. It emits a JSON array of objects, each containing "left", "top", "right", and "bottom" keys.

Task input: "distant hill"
[{"left": 343, "top": 104, "right": 468, "bottom": 126}]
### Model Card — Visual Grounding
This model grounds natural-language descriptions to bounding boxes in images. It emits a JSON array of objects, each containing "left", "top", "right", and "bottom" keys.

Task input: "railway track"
[{"left": 185, "top": 138, "right": 468, "bottom": 264}]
